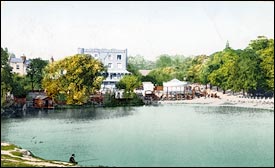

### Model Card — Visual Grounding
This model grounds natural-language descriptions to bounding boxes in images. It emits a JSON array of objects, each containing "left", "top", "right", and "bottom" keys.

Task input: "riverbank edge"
[
  {"left": 1, "top": 142, "right": 79, "bottom": 167},
  {"left": 156, "top": 97, "right": 274, "bottom": 111}
]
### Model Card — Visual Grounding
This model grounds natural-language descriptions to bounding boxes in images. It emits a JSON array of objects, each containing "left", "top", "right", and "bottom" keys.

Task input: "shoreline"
[
  {"left": 156, "top": 94, "right": 274, "bottom": 110},
  {"left": 1, "top": 142, "right": 78, "bottom": 167}
]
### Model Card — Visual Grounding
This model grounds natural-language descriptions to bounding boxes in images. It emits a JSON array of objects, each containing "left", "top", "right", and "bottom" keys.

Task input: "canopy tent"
[{"left": 163, "top": 78, "right": 188, "bottom": 93}]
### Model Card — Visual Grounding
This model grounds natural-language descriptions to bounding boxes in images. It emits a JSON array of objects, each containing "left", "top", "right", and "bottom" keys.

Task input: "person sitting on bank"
[{"left": 69, "top": 154, "right": 78, "bottom": 164}]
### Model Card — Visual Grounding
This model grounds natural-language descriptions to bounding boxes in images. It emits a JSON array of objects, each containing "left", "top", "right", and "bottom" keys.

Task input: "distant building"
[
  {"left": 9, "top": 55, "right": 30, "bottom": 76},
  {"left": 139, "top": 70, "right": 151, "bottom": 76},
  {"left": 78, "top": 48, "right": 130, "bottom": 90},
  {"left": 142, "top": 82, "right": 155, "bottom": 96},
  {"left": 163, "top": 78, "right": 188, "bottom": 94}
]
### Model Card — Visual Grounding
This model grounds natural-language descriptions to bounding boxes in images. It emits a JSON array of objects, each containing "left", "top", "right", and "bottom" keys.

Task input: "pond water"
[{"left": 1, "top": 104, "right": 274, "bottom": 167}]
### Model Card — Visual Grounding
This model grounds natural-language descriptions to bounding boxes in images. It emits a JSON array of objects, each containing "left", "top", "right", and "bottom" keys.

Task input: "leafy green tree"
[
  {"left": 127, "top": 62, "right": 142, "bottom": 78},
  {"left": 186, "top": 55, "right": 208, "bottom": 83},
  {"left": 116, "top": 75, "right": 141, "bottom": 98},
  {"left": 207, "top": 48, "right": 239, "bottom": 93},
  {"left": 141, "top": 75, "right": 157, "bottom": 84},
  {"left": 156, "top": 54, "right": 174, "bottom": 68},
  {"left": 42, "top": 54, "right": 106, "bottom": 105},
  {"left": 128, "top": 55, "right": 155, "bottom": 70},
  {"left": 247, "top": 36, "right": 274, "bottom": 92},
  {"left": 147, "top": 67, "right": 175, "bottom": 86},
  {"left": 1, "top": 47, "right": 14, "bottom": 105},
  {"left": 11, "top": 74, "right": 28, "bottom": 98},
  {"left": 235, "top": 49, "right": 259, "bottom": 95},
  {"left": 26, "top": 58, "right": 48, "bottom": 91}
]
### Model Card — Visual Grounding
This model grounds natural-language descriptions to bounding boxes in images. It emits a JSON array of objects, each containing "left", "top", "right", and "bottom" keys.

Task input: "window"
[
  {"left": 108, "top": 54, "right": 113, "bottom": 60},
  {"left": 16, "top": 64, "right": 20, "bottom": 69},
  {"left": 117, "top": 63, "right": 122, "bottom": 69},
  {"left": 108, "top": 63, "right": 112, "bottom": 68},
  {"left": 117, "top": 73, "right": 121, "bottom": 79},
  {"left": 117, "top": 55, "right": 121, "bottom": 60}
]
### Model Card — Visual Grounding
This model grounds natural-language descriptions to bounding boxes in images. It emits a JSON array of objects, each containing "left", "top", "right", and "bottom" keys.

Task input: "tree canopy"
[
  {"left": 42, "top": 54, "right": 106, "bottom": 105},
  {"left": 27, "top": 58, "right": 48, "bottom": 91},
  {"left": 116, "top": 75, "right": 141, "bottom": 98}
]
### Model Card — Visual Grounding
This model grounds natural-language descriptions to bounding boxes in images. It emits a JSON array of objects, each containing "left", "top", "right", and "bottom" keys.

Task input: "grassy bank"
[{"left": 1, "top": 142, "right": 78, "bottom": 167}]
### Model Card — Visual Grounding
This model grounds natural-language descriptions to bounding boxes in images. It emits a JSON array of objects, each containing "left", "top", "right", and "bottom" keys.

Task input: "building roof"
[
  {"left": 163, "top": 78, "right": 188, "bottom": 87},
  {"left": 108, "top": 69, "right": 130, "bottom": 74},
  {"left": 82, "top": 48, "right": 127, "bottom": 53},
  {"left": 10, "top": 57, "right": 30, "bottom": 65},
  {"left": 10, "top": 57, "right": 23, "bottom": 63},
  {"left": 139, "top": 70, "right": 151, "bottom": 76}
]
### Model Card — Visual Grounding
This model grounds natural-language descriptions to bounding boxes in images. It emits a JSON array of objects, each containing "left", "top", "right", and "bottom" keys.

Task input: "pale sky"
[{"left": 1, "top": 1, "right": 274, "bottom": 61}]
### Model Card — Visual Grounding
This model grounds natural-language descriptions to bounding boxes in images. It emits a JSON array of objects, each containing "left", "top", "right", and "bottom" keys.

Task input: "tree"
[
  {"left": 186, "top": 55, "right": 208, "bottom": 83},
  {"left": 26, "top": 58, "right": 48, "bottom": 91},
  {"left": 42, "top": 54, "right": 106, "bottom": 105},
  {"left": 116, "top": 75, "right": 141, "bottom": 98},
  {"left": 11, "top": 74, "right": 28, "bottom": 98},
  {"left": 207, "top": 48, "right": 240, "bottom": 93},
  {"left": 156, "top": 54, "right": 174, "bottom": 68},
  {"left": 128, "top": 55, "right": 155, "bottom": 70},
  {"left": 235, "top": 49, "right": 259, "bottom": 95},
  {"left": 1, "top": 47, "right": 14, "bottom": 105},
  {"left": 247, "top": 36, "right": 274, "bottom": 92},
  {"left": 147, "top": 67, "right": 175, "bottom": 86}
]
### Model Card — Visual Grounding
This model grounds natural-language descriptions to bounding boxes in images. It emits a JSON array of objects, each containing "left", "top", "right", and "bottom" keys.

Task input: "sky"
[{"left": 1, "top": 1, "right": 274, "bottom": 61}]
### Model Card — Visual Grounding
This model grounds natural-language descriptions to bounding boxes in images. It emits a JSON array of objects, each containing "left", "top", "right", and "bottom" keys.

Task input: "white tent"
[
  {"left": 163, "top": 78, "right": 188, "bottom": 93},
  {"left": 142, "top": 82, "right": 154, "bottom": 96}
]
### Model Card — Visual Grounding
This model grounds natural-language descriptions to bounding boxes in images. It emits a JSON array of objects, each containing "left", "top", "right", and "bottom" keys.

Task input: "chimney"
[
  {"left": 21, "top": 55, "right": 26, "bottom": 63},
  {"left": 51, "top": 56, "right": 54, "bottom": 63}
]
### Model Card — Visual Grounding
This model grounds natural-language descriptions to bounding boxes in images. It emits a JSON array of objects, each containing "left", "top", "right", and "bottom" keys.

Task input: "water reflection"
[
  {"left": 2, "top": 106, "right": 136, "bottom": 121},
  {"left": 193, "top": 105, "right": 272, "bottom": 115}
]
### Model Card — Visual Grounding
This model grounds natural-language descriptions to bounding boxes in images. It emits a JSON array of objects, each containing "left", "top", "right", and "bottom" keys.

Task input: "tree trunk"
[{"left": 223, "top": 90, "right": 225, "bottom": 94}]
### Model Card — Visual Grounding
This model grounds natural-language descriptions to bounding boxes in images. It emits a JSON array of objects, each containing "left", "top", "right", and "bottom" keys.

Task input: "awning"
[
  {"left": 163, "top": 78, "right": 187, "bottom": 87},
  {"left": 107, "top": 69, "right": 131, "bottom": 74}
]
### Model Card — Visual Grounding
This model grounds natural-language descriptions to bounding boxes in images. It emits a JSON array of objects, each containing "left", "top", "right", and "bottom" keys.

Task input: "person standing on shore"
[{"left": 69, "top": 154, "right": 78, "bottom": 164}]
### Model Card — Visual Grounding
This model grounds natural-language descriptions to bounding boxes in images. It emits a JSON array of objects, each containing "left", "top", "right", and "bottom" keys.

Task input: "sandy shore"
[{"left": 157, "top": 92, "right": 274, "bottom": 110}]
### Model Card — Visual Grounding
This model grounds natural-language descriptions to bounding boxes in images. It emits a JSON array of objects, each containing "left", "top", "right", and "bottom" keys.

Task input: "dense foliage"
[
  {"left": 116, "top": 75, "right": 141, "bottom": 98},
  {"left": 128, "top": 36, "right": 274, "bottom": 96},
  {"left": 1, "top": 48, "right": 13, "bottom": 105},
  {"left": 42, "top": 54, "right": 106, "bottom": 105},
  {"left": 26, "top": 58, "right": 48, "bottom": 91}
]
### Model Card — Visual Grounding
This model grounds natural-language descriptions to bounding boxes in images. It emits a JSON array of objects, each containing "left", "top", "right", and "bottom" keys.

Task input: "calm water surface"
[{"left": 1, "top": 104, "right": 274, "bottom": 167}]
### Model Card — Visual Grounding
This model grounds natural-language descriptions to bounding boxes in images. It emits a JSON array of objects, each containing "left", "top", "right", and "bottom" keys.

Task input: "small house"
[{"left": 33, "top": 95, "right": 54, "bottom": 109}]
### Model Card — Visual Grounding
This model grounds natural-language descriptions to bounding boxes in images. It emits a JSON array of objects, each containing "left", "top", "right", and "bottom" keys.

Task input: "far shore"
[{"left": 157, "top": 92, "right": 274, "bottom": 110}]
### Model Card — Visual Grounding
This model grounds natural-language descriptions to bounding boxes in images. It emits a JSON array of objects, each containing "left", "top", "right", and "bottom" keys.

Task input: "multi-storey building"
[
  {"left": 77, "top": 48, "right": 130, "bottom": 90},
  {"left": 9, "top": 55, "right": 30, "bottom": 76}
]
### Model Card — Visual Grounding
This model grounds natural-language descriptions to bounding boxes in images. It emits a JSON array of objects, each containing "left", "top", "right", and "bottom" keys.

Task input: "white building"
[
  {"left": 9, "top": 55, "right": 30, "bottom": 76},
  {"left": 141, "top": 82, "right": 155, "bottom": 96},
  {"left": 163, "top": 78, "right": 188, "bottom": 94},
  {"left": 78, "top": 48, "right": 130, "bottom": 90}
]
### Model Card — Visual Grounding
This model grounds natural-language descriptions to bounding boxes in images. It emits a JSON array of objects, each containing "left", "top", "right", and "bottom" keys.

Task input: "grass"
[
  {"left": 1, "top": 160, "right": 37, "bottom": 167},
  {"left": 1, "top": 143, "right": 104, "bottom": 167},
  {"left": 1, "top": 154, "right": 25, "bottom": 162},
  {"left": 10, "top": 151, "right": 23, "bottom": 157},
  {"left": 1, "top": 144, "right": 21, "bottom": 151}
]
